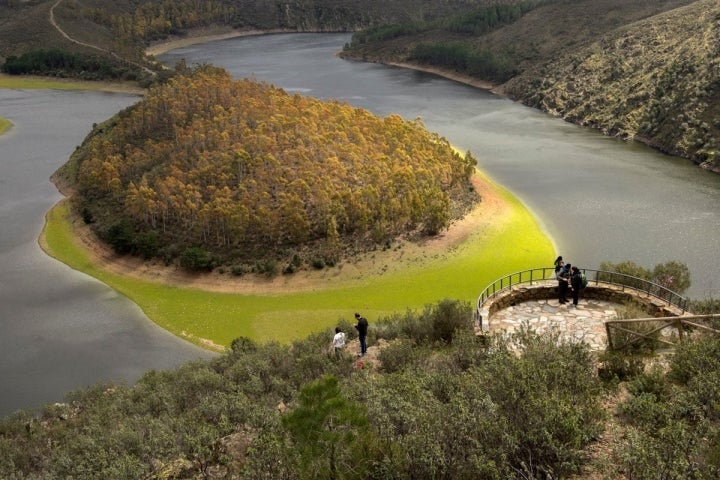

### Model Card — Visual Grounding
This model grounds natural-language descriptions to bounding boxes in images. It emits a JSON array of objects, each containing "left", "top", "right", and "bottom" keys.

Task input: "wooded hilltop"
[
  {"left": 59, "top": 65, "right": 476, "bottom": 269},
  {"left": 2, "top": 0, "right": 718, "bottom": 171}
]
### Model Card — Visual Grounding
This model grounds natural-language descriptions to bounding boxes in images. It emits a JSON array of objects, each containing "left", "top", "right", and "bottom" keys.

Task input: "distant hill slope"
[
  {"left": 3, "top": 0, "right": 717, "bottom": 170},
  {"left": 503, "top": 0, "right": 720, "bottom": 170},
  {"left": 0, "top": 0, "right": 491, "bottom": 64},
  {"left": 341, "top": 0, "right": 719, "bottom": 171}
]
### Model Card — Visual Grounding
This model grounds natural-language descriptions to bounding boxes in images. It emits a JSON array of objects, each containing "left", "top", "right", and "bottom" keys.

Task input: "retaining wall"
[{"left": 477, "top": 281, "right": 685, "bottom": 332}]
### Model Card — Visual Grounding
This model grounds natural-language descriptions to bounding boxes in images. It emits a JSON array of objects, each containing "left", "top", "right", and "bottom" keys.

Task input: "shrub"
[
  {"left": 179, "top": 247, "right": 214, "bottom": 271},
  {"left": 597, "top": 349, "right": 646, "bottom": 382},
  {"left": 599, "top": 260, "right": 652, "bottom": 289},
  {"left": 430, "top": 298, "right": 473, "bottom": 343},
  {"left": 104, "top": 221, "right": 135, "bottom": 254},
  {"left": 476, "top": 329, "right": 605, "bottom": 477},
  {"left": 230, "top": 264, "right": 247, "bottom": 276},
  {"left": 254, "top": 259, "right": 278, "bottom": 277},
  {"left": 652, "top": 261, "right": 691, "bottom": 294},
  {"left": 377, "top": 339, "right": 421, "bottom": 373},
  {"left": 281, "top": 375, "right": 373, "bottom": 479},
  {"left": 81, "top": 206, "right": 94, "bottom": 224},
  {"left": 668, "top": 336, "right": 720, "bottom": 385},
  {"left": 688, "top": 297, "right": 720, "bottom": 314},
  {"left": 133, "top": 231, "right": 159, "bottom": 259},
  {"left": 599, "top": 260, "right": 692, "bottom": 295}
]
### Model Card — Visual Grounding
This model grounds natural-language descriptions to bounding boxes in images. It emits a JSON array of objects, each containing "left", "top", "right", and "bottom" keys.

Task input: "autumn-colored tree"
[{"left": 71, "top": 65, "right": 478, "bottom": 268}]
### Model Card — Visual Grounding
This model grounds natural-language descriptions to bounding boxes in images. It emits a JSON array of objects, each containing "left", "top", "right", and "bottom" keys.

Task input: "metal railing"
[{"left": 476, "top": 267, "right": 689, "bottom": 314}]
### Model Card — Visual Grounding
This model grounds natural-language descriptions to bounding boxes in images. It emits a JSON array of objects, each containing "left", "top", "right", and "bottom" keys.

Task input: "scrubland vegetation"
[{"left": 1, "top": 298, "right": 719, "bottom": 479}]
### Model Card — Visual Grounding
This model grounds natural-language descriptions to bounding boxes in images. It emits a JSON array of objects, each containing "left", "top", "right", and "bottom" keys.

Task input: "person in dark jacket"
[
  {"left": 570, "top": 266, "right": 582, "bottom": 307},
  {"left": 354, "top": 313, "right": 369, "bottom": 356},
  {"left": 557, "top": 263, "right": 571, "bottom": 304}
]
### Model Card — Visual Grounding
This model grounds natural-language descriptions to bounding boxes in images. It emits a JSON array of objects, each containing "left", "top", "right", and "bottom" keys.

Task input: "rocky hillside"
[
  {"left": 503, "top": 0, "right": 720, "bottom": 171},
  {"left": 342, "top": 0, "right": 720, "bottom": 172}
]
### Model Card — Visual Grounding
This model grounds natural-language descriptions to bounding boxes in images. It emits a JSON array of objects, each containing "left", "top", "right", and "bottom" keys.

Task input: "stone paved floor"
[{"left": 488, "top": 298, "right": 621, "bottom": 351}]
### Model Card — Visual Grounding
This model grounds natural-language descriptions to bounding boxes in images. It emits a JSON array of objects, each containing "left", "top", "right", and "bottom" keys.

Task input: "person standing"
[
  {"left": 570, "top": 266, "right": 582, "bottom": 307},
  {"left": 557, "top": 263, "right": 571, "bottom": 304},
  {"left": 332, "top": 327, "right": 346, "bottom": 357},
  {"left": 354, "top": 313, "right": 368, "bottom": 357}
]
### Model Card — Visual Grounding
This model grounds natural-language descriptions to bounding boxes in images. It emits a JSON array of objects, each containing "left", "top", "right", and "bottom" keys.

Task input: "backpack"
[{"left": 580, "top": 272, "right": 588, "bottom": 289}]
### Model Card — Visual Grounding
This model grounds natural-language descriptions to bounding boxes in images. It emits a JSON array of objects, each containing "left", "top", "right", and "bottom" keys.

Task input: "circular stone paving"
[{"left": 487, "top": 298, "right": 621, "bottom": 351}]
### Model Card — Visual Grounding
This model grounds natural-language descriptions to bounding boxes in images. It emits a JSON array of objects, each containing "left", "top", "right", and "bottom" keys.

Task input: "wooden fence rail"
[{"left": 605, "top": 314, "right": 720, "bottom": 350}]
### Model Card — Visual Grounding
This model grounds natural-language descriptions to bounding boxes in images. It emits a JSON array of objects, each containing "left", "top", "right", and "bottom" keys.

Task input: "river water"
[
  {"left": 0, "top": 89, "right": 215, "bottom": 416},
  {"left": 161, "top": 33, "right": 720, "bottom": 298},
  {"left": 1, "top": 33, "right": 718, "bottom": 415}
]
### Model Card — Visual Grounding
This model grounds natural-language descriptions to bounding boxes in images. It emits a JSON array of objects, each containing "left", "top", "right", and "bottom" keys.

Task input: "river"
[
  {"left": 1, "top": 32, "right": 718, "bottom": 416},
  {"left": 0, "top": 89, "right": 215, "bottom": 417},
  {"left": 159, "top": 33, "right": 720, "bottom": 298}
]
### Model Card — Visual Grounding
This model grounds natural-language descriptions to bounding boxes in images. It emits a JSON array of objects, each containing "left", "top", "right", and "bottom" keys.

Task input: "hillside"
[
  {"left": 61, "top": 66, "right": 477, "bottom": 271},
  {"left": 2, "top": 300, "right": 720, "bottom": 479},
  {"left": 340, "top": 0, "right": 720, "bottom": 171},
  {"left": 0, "top": 0, "right": 491, "bottom": 66},
  {"left": 3, "top": 1, "right": 717, "bottom": 169},
  {"left": 503, "top": 0, "right": 720, "bottom": 171}
]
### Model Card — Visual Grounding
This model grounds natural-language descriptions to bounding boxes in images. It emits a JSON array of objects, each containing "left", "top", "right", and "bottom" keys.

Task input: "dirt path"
[{"left": 49, "top": 0, "right": 155, "bottom": 76}]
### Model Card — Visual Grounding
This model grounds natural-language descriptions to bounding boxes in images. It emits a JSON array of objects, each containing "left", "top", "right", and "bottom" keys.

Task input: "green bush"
[
  {"left": 612, "top": 336, "right": 720, "bottom": 479},
  {"left": 179, "top": 246, "right": 214, "bottom": 271},
  {"left": 652, "top": 261, "right": 691, "bottom": 294},
  {"left": 230, "top": 264, "right": 248, "bottom": 276},
  {"left": 599, "top": 260, "right": 692, "bottom": 295},
  {"left": 103, "top": 221, "right": 135, "bottom": 254},
  {"left": 430, "top": 298, "right": 473, "bottom": 343},
  {"left": 668, "top": 336, "right": 720, "bottom": 385},
  {"left": 597, "top": 349, "right": 646, "bottom": 382},
  {"left": 133, "top": 231, "right": 159, "bottom": 259},
  {"left": 377, "top": 339, "right": 421, "bottom": 373},
  {"left": 688, "top": 297, "right": 720, "bottom": 314}
]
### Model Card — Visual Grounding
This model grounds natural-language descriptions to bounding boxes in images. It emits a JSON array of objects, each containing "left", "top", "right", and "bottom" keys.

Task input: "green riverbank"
[
  {"left": 41, "top": 170, "right": 554, "bottom": 350},
  {"left": 0, "top": 73, "right": 144, "bottom": 94}
]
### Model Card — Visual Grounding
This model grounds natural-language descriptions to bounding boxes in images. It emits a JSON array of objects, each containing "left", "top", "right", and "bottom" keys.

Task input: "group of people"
[
  {"left": 332, "top": 312, "right": 368, "bottom": 357},
  {"left": 554, "top": 256, "right": 584, "bottom": 307}
]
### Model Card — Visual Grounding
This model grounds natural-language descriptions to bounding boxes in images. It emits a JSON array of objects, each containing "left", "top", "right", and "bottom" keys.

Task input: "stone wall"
[{"left": 477, "top": 281, "right": 685, "bottom": 332}]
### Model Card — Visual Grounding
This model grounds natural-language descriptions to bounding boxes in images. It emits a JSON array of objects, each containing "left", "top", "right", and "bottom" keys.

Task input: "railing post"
[
  {"left": 677, "top": 318, "right": 684, "bottom": 343},
  {"left": 606, "top": 322, "right": 614, "bottom": 350}
]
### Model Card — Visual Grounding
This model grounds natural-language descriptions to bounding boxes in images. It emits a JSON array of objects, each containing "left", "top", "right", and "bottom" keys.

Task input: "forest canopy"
[{"left": 69, "top": 66, "right": 477, "bottom": 269}]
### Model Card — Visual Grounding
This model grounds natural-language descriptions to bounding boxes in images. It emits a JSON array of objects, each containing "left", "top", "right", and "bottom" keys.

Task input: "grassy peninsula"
[{"left": 1, "top": 25, "right": 554, "bottom": 350}]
